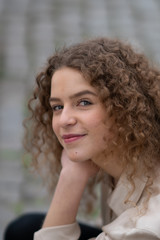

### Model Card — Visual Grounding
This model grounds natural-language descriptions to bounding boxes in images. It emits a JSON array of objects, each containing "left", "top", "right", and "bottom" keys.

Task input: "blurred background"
[{"left": 0, "top": 0, "right": 160, "bottom": 239}]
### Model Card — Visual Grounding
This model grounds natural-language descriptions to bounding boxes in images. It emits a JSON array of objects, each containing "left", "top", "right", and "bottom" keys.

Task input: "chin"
[{"left": 67, "top": 150, "right": 87, "bottom": 162}]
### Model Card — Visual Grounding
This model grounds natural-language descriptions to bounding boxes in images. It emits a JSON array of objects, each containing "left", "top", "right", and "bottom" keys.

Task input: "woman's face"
[{"left": 50, "top": 67, "right": 114, "bottom": 162}]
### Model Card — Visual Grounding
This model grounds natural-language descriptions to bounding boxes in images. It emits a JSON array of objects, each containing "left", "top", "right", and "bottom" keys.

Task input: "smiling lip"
[{"left": 62, "top": 134, "right": 86, "bottom": 143}]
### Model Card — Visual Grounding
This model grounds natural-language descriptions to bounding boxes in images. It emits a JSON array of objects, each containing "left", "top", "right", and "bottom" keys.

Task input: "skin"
[
  {"left": 43, "top": 67, "right": 123, "bottom": 228},
  {"left": 50, "top": 66, "right": 111, "bottom": 161}
]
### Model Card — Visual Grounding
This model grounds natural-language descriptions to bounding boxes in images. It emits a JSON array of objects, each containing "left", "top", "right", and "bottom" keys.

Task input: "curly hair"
[{"left": 24, "top": 37, "right": 160, "bottom": 212}]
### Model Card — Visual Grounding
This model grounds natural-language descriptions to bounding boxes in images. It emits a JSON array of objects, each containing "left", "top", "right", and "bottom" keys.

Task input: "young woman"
[{"left": 5, "top": 37, "right": 160, "bottom": 240}]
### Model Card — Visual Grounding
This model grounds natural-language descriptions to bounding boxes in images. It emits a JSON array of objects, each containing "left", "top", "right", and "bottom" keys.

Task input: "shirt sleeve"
[
  {"left": 94, "top": 228, "right": 159, "bottom": 240},
  {"left": 34, "top": 222, "right": 159, "bottom": 240},
  {"left": 34, "top": 222, "right": 80, "bottom": 240}
]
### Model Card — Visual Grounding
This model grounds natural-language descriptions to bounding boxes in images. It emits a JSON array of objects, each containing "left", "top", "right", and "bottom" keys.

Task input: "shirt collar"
[{"left": 107, "top": 169, "right": 148, "bottom": 216}]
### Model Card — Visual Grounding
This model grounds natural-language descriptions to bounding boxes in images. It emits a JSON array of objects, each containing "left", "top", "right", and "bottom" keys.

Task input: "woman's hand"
[
  {"left": 42, "top": 150, "right": 99, "bottom": 228},
  {"left": 61, "top": 149, "right": 100, "bottom": 180}
]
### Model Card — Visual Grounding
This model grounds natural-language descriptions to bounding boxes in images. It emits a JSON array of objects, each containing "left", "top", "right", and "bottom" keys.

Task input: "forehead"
[
  {"left": 52, "top": 67, "right": 86, "bottom": 83},
  {"left": 51, "top": 67, "right": 97, "bottom": 96}
]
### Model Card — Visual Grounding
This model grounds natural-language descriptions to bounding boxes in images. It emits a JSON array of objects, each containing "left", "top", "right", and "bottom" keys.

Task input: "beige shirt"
[{"left": 34, "top": 169, "right": 160, "bottom": 240}]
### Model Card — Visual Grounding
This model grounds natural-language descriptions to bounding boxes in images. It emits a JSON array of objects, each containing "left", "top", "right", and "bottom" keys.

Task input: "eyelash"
[
  {"left": 51, "top": 99, "right": 92, "bottom": 113},
  {"left": 51, "top": 105, "right": 63, "bottom": 112},
  {"left": 77, "top": 99, "right": 92, "bottom": 106}
]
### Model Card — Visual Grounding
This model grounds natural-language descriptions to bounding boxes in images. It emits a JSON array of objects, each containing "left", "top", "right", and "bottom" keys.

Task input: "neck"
[
  {"left": 101, "top": 158, "right": 123, "bottom": 180},
  {"left": 92, "top": 150, "right": 124, "bottom": 180}
]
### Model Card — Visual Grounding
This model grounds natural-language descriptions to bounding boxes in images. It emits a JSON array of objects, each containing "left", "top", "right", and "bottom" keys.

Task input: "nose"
[{"left": 59, "top": 106, "right": 77, "bottom": 128}]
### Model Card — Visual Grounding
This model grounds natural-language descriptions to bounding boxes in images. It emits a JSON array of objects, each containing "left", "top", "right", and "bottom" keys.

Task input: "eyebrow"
[{"left": 49, "top": 90, "right": 97, "bottom": 103}]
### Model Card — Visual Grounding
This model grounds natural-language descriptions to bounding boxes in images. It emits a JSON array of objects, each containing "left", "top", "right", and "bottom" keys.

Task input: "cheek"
[
  {"left": 52, "top": 118, "right": 58, "bottom": 136},
  {"left": 87, "top": 110, "right": 106, "bottom": 127},
  {"left": 52, "top": 120, "right": 63, "bottom": 146},
  {"left": 87, "top": 118, "right": 108, "bottom": 143},
  {"left": 91, "top": 115, "right": 114, "bottom": 143},
  {"left": 90, "top": 113, "right": 107, "bottom": 132}
]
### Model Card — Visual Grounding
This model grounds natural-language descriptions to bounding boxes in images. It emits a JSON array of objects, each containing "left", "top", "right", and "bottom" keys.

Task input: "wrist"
[{"left": 60, "top": 167, "right": 89, "bottom": 185}]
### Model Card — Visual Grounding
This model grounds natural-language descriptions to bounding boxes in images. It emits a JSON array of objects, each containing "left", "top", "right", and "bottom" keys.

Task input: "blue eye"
[
  {"left": 78, "top": 100, "right": 92, "bottom": 106},
  {"left": 51, "top": 105, "right": 63, "bottom": 112}
]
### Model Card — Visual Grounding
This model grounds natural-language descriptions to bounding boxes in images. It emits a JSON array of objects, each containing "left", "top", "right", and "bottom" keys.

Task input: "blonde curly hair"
[{"left": 24, "top": 37, "right": 160, "bottom": 212}]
